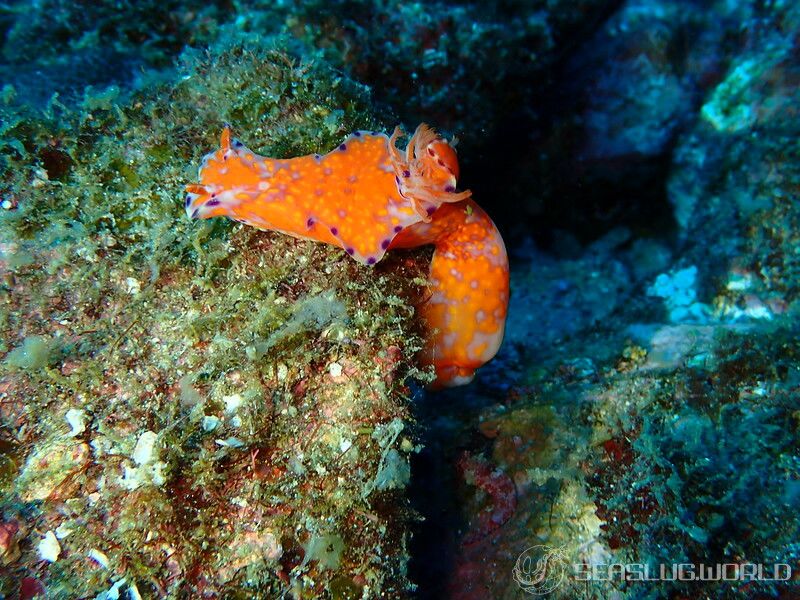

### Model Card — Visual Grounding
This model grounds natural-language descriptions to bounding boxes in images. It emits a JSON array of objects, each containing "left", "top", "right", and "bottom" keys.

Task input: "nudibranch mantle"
[{"left": 185, "top": 124, "right": 509, "bottom": 388}]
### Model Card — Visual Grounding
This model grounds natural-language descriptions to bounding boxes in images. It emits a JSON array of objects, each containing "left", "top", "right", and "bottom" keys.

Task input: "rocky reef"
[
  {"left": 0, "top": 45, "right": 431, "bottom": 598},
  {"left": 435, "top": 2, "right": 800, "bottom": 598},
  {"left": 2, "top": 0, "right": 800, "bottom": 599}
]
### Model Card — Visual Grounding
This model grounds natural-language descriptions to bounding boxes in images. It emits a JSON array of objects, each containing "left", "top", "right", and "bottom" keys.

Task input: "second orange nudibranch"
[{"left": 185, "top": 124, "right": 509, "bottom": 388}]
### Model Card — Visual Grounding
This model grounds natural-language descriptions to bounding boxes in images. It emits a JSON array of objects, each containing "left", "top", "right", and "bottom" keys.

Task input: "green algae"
[
  {"left": 3, "top": 335, "right": 52, "bottom": 371},
  {"left": 303, "top": 533, "right": 346, "bottom": 571},
  {"left": 254, "top": 290, "right": 348, "bottom": 357}
]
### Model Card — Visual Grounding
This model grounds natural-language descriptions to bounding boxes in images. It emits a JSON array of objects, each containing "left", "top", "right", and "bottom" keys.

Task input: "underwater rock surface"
[{"left": 0, "top": 46, "right": 428, "bottom": 598}]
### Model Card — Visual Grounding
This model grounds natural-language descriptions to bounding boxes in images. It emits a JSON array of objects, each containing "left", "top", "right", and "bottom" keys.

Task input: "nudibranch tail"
[{"left": 390, "top": 199, "right": 509, "bottom": 388}]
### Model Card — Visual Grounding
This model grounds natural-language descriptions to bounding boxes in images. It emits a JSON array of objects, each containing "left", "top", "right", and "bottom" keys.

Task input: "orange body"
[{"left": 185, "top": 124, "right": 508, "bottom": 387}]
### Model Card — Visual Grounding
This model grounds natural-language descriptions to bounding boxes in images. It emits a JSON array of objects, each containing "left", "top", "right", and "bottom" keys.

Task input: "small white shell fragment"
[
  {"left": 65, "top": 408, "right": 87, "bottom": 437},
  {"left": 37, "top": 530, "right": 61, "bottom": 562},
  {"left": 215, "top": 437, "right": 244, "bottom": 448},
  {"left": 223, "top": 393, "right": 244, "bottom": 414},
  {"left": 132, "top": 431, "right": 158, "bottom": 466},
  {"left": 201, "top": 415, "right": 220, "bottom": 432},
  {"left": 120, "top": 461, "right": 166, "bottom": 490},
  {"left": 88, "top": 547, "right": 111, "bottom": 569},
  {"left": 55, "top": 522, "right": 73, "bottom": 539},
  {"left": 277, "top": 364, "right": 288, "bottom": 380},
  {"left": 329, "top": 362, "right": 343, "bottom": 377},
  {"left": 96, "top": 578, "right": 126, "bottom": 600},
  {"left": 125, "top": 277, "right": 141, "bottom": 295}
]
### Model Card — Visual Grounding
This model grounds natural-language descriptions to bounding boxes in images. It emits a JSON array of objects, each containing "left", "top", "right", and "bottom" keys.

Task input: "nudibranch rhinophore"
[{"left": 185, "top": 124, "right": 509, "bottom": 388}]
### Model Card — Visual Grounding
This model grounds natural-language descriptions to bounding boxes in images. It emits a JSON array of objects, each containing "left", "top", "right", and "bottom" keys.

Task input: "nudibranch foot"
[
  {"left": 185, "top": 124, "right": 508, "bottom": 389},
  {"left": 433, "top": 366, "right": 476, "bottom": 389}
]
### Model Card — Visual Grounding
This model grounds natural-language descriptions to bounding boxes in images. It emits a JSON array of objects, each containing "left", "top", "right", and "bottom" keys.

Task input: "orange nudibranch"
[{"left": 185, "top": 124, "right": 509, "bottom": 388}]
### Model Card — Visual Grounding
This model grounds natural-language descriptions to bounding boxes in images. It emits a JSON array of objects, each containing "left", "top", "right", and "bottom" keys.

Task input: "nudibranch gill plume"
[{"left": 185, "top": 124, "right": 509, "bottom": 388}]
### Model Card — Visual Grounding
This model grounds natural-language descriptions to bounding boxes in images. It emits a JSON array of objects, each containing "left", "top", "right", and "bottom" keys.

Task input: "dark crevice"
[{"left": 408, "top": 385, "right": 497, "bottom": 599}]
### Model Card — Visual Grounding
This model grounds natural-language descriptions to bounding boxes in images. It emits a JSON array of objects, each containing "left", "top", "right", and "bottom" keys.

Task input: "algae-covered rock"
[
  {"left": 442, "top": 321, "right": 800, "bottom": 599},
  {"left": 0, "top": 42, "right": 426, "bottom": 599},
  {"left": 16, "top": 439, "right": 90, "bottom": 502},
  {"left": 668, "top": 3, "right": 800, "bottom": 313}
]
